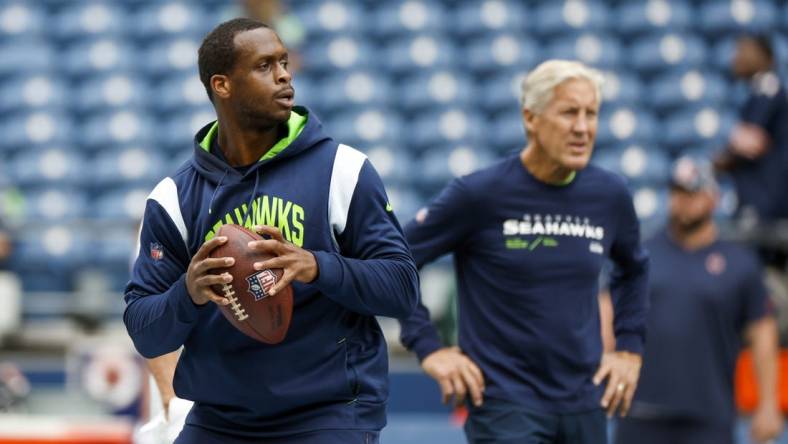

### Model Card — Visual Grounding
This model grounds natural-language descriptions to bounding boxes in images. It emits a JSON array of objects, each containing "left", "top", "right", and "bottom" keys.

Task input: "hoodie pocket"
[{"left": 341, "top": 338, "right": 360, "bottom": 399}]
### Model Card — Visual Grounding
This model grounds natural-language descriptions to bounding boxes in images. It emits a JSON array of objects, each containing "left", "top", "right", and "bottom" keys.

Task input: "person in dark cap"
[{"left": 615, "top": 157, "right": 782, "bottom": 444}]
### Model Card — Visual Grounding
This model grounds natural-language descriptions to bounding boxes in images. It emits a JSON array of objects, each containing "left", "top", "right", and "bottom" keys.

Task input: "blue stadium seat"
[
  {"left": 93, "top": 226, "right": 139, "bottom": 288},
  {"left": 139, "top": 37, "right": 201, "bottom": 76},
  {"left": 74, "top": 74, "right": 149, "bottom": 114},
  {"left": 294, "top": 1, "right": 365, "bottom": 37},
  {"left": 0, "top": 2, "right": 46, "bottom": 38},
  {"left": 600, "top": 71, "right": 643, "bottom": 107},
  {"left": 300, "top": 35, "right": 377, "bottom": 73},
  {"left": 631, "top": 185, "right": 668, "bottom": 236},
  {"left": 0, "top": 39, "right": 54, "bottom": 75},
  {"left": 92, "top": 187, "right": 149, "bottom": 224},
  {"left": 479, "top": 69, "right": 526, "bottom": 115},
  {"left": 596, "top": 107, "right": 659, "bottom": 148},
  {"left": 698, "top": 0, "right": 776, "bottom": 34},
  {"left": 51, "top": 2, "right": 126, "bottom": 41},
  {"left": 325, "top": 109, "right": 404, "bottom": 149},
  {"left": 381, "top": 35, "right": 457, "bottom": 74},
  {"left": 464, "top": 33, "right": 540, "bottom": 75},
  {"left": 154, "top": 73, "right": 211, "bottom": 113},
  {"left": 0, "top": 111, "right": 73, "bottom": 152},
  {"left": 544, "top": 33, "right": 622, "bottom": 69},
  {"left": 170, "top": 149, "right": 192, "bottom": 172},
  {"left": 616, "top": 0, "right": 693, "bottom": 36},
  {"left": 364, "top": 145, "right": 416, "bottom": 187},
  {"left": 408, "top": 108, "right": 485, "bottom": 152},
  {"left": 63, "top": 38, "right": 137, "bottom": 76},
  {"left": 452, "top": 1, "right": 527, "bottom": 38},
  {"left": 89, "top": 147, "right": 168, "bottom": 188},
  {"left": 80, "top": 110, "right": 155, "bottom": 151},
  {"left": 291, "top": 75, "right": 321, "bottom": 112},
  {"left": 628, "top": 32, "right": 707, "bottom": 72},
  {"left": 710, "top": 37, "right": 738, "bottom": 72},
  {"left": 488, "top": 111, "right": 525, "bottom": 153},
  {"left": 532, "top": 0, "right": 609, "bottom": 36},
  {"left": 13, "top": 224, "right": 90, "bottom": 291},
  {"left": 593, "top": 145, "right": 670, "bottom": 185},
  {"left": 774, "top": 33, "right": 788, "bottom": 64},
  {"left": 0, "top": 75, "right": 68, "bottom": 112},
  {"left": 21, "top": 187, "right": 88, "bottom": 223},
  {"left": 158, "top": 108, "right": 216, "bottom": 153},
  {"left": 318, "top": 71, "right": 393, "bottom": 112},
  {"left": 397, "top": 70, "right": 475, "bottom": 112},
  {"left": 8, "top": 148, "right": 85, "bottom": 188},
  {"left": 130, "top": 2, "right": 209, "bottom": 41},
  {"left": 660, "top": 106, "right": 736, "bottom": 154},
  {"left": 784, "top": 6, "right": 788, "bottom": 33},
  {"left": 648, "top": 69, "right": 729, "bottom": 112},
  {"left": 418, "top": 145, "right": 496, "bottom": 190},
  {"left": 370, "top": 0, "right": 447, "bottom": 38}
]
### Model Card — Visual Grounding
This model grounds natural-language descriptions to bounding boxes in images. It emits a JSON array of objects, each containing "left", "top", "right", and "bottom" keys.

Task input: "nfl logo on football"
[{"left": 247, "top": 270, "right": 277, "bottom": 301}]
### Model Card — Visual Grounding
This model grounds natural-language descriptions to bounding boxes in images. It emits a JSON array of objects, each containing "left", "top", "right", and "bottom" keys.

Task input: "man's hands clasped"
[{"left": 185, "top": 225, "right": 319, "bottom": 306}]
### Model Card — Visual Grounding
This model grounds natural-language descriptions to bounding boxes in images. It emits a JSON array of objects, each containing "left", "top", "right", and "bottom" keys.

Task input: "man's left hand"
[
  {"left": 248, "top": 225, "right": 318, "bottom": 296},
  {"left": 593, "top": 351, "right": 642, "bottom": 418},
  {"left": 751, "top": 404, "right": 783, "bottom": 443}
]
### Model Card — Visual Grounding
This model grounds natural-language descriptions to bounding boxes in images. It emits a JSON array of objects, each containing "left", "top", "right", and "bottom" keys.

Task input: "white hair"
[{"left": 520, "top": 60, "right": 604, "bottom": 114}]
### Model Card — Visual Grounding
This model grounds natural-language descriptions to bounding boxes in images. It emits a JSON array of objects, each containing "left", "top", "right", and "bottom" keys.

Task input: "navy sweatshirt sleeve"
[
  {"left": 398, "top": 178, "right": 477, "bottom": 361},
  {"left": 740, "top": 80, "right": 784, "bottom": 129},
  {"left": 311, "top": 159, "right": 419, "bottom": 318},
  {"left": 608, "top": 185, "right": 650, "bottom": 355},
  {"left": 124, "top": 197, "right": 197, "bottom": 359}
]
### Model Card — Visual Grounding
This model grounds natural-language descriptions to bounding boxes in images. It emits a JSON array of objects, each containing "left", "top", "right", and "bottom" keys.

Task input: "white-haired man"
[{"left": 398, "top": 60, "right": 650, "bottom": 443}]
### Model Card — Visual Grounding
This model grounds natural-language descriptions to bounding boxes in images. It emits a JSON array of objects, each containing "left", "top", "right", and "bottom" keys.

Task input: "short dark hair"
[
  {"left": 740, "top": 33, "right": 775, "bottom": 63},
  {"left": 198, "top": 18, "right": 270, "bottom": 101}
]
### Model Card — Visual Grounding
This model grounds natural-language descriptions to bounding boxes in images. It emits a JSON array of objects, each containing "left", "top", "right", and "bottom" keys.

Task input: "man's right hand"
[
  {"left": 729, "top": 123, "right": 770, "bottom": 160},
  {"left": 421, "top": 346, "right": 485, "bottom": 407},
  {"left": 185, "top": 236, "right": 235, "bottom": 306}
]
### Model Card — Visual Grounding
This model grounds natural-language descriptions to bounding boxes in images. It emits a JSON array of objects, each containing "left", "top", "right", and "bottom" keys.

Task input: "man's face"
[
  {"left": 227, "top": 27, "right": 294, "bottom": 127},
  {"left": 669, "top": 188, "right": 716, "bottom": 231},
  {"left": 524, "top": 78, "right": 599, "bottom": 171},
  {"left": 732, "top": 38, "right": 767, "bottom": 79}
]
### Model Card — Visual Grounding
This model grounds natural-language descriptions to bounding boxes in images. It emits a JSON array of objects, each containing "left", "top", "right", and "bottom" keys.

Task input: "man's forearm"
[
  {"left": 598, "top": 290, "right": 616, "bottom": 353},
  {"left": 749, "top": 316, "right": 779, "bottom": 407},
  {"left": 147, "top": 350, "right": 180, "bottom": 415}
]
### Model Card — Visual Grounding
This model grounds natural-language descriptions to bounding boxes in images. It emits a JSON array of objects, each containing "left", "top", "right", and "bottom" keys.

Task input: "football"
[{"left": 209, "top": 224, "right": 293, "bottom": 344}]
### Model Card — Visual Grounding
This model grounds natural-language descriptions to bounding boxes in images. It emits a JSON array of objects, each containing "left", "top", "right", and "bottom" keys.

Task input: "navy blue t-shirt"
[
  {"left": 398, "top": 154, "right": 650, "bottom": 413},
  {"left": 730, "top": 71, "right": 788, "bottom": 219},
  {"left": 631, "top": 230, "right": 769, "bottom": 425}
]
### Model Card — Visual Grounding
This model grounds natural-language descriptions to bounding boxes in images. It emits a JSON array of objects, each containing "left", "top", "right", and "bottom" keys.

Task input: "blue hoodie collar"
[{"left": 191, "top": 106, "right": 331, "bottom": 185}]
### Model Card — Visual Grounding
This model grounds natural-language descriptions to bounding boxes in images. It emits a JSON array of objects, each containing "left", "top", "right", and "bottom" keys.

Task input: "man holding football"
[
  {"left": 399, "top": 60, "right": 650, "bottom": 444},
  {"left": 124, "top": 18, "right": 418, "bottom": 443}
]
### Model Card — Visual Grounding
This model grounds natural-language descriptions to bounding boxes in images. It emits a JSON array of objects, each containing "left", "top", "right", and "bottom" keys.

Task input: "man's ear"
[
  {"left": 211, "top": 74, "right": 231, "bottom": 100},
  {"left": 523, "top": 108, "right": 537, "bottom": 134}
]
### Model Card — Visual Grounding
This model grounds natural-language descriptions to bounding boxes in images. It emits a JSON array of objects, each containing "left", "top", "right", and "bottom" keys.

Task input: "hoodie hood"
[{"left": 191, "top": 106, "right": 332, "bottom": 185}]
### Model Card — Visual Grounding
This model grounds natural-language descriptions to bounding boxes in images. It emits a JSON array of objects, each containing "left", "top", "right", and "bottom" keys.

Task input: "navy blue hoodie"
[{"left": 124, "top": 107, "right": 419, "bottom": 438}]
